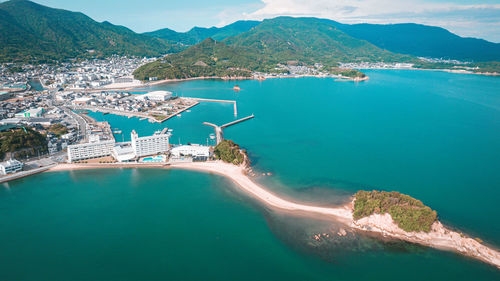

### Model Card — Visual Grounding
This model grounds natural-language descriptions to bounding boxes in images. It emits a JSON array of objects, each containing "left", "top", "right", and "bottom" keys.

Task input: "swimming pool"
[{"left": 141, "top": 155, "right": 167, "bottom": 162}]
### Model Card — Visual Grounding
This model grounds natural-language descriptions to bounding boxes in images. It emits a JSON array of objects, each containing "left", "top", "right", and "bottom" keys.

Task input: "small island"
[
  {"left": 213, "top": 139, "right": 249, "bottom": 166},
  {"left": 353, "top": 190, "right": 437, "bottom": 232}
]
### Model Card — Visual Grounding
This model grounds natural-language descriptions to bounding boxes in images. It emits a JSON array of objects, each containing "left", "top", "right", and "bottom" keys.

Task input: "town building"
[
  {"left": 171, "top": 144, "right": 210, "bottom": 161},
  {"left": 15, "top": 107, "right": 44, "bottom": 118},
  {"left": 134, "top": 91, "right": 173, "bottom": 102},
  {"left": 112, "top": 142, "right": 136, "bottom": 162},
  {"left": 67, "top": 139, "right": 115, "bottom": 162},
  {"left": 0, "top": 159, "right": 23, "bottom": 175},
  {"left": 131, "top": 129, "right": 170, "bottom": 157}
]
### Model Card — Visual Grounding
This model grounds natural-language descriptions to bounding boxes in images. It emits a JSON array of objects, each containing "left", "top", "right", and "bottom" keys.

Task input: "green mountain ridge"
[
  {"left": 134, "top": 17, "right": 415, "bottom": 80},
  {"left": 145, "top": 17, "right": 500, "bottom": 63},
  {"left": 144, "top": 20, "right": 260, "bottom": 46},
  {"left": 327, "top": 21, "right": 500, "bottom": 62},
  {"left": 0, "top": 0, "right": 177, "bottom": 62},
  {"left": 225, "top": 17, "right": 411, "bottom": 65},
  {"left": 133, "top": 38, "right": 263, "bottom": 80}
]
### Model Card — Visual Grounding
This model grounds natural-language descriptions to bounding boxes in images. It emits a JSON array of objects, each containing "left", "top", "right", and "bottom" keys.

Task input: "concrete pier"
[
  {"left": 190, "top": 98, "right": 238, "bottom": 116},
  {"left": 203, "top": 114, "right": 255, "bottom": 144}
]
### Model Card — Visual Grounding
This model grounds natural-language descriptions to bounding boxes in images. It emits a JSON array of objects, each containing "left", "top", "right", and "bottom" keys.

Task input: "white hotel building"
[
  {"left": 0, "top": 159, "right": 24, "bottom": 175},
  {"left": 131, "top": 130, "right": 170, "bottom": 157},
  {"left": 67, "top": 130, "right": 170, "bottom": 162},
  {"left": 67, "top": 140, "right": 115, "bottom": 162}
]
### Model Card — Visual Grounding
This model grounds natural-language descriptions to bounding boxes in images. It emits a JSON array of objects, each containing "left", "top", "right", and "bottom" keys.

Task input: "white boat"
[
  {"left": 177, "top": 114, "right": 182, "bottom": 117},
  {"left": 186, "top": 110, "right": 191, "bottom": 113},
  {"left": 209, "top": 133, "right": 216, "bottom": 140}
]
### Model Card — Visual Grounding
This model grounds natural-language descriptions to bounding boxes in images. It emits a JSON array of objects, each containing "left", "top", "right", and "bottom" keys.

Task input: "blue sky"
[{"left": 6, "top": 0, "right": 500, "bottom": 42}]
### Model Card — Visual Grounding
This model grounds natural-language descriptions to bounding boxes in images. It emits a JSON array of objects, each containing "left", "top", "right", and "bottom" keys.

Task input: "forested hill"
[
  {"left": 144, "top": 21, "right": 260, "bottom": 46},
  {"left": 133, "top": 38, "right": 262, "bottom": 80},
  {"left": 0, "top": 0, "right": 178, "bottom": 63},
  {"left": 224, "top": 17, "right": 412, "bottom": 65},
  {"left": 145, "top": 17, "right": 500, "bottom": 63},
  {"left": 134, "top": 17, "right": 414, "bottom": 80},
  {"left": 328, "top": 21, "right": 500, "bottom": 62}
]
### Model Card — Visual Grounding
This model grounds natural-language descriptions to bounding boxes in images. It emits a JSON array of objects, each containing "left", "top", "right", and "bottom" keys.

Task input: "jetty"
[
  {"left": 203, "top": 114, "right": 254, "bottom": 144},
  {"left": 189, "top": 98, "right": 238, "bottom": 116}
]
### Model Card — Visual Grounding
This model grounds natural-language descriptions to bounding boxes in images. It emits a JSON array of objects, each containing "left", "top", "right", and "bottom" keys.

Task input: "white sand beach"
[{"left": 46, "top": 161, "right": 500, "bottom": 269}]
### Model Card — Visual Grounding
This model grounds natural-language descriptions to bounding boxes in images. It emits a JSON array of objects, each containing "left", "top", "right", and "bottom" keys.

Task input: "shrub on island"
[
  {"left": 353, "top": 190, "right": 437, "bottom": 233},
  {"left": 213, "top": 140, "right": 248, "bottom": 166}
]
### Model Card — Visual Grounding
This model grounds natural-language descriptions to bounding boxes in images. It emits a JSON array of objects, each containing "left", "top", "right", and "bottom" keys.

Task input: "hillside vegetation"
[
  {"left": 226, "top": 17, "right": 412, "bottom": 65},
  {"left": 144, "top": 20, "right": 260, "bottom": 45},
  {"left": 353, "top": 190, "right": 438, "bottom": 233},
  {"left": 134, "top": 38, "right": 263, "bottom": 80},
  {"left": 0, "top": 0, "right": 177, "bottom": 62},
  {"left": 135, "top": 17, "right": 414, "bottom": 80},
  {"left": 0, "top": 127, "right": 47, "bottom": 159},
  {"left": 329, "top": 21, "right": 500, "bottom": 62},
  {"left": 213, "top": 140, "right": 248, "bottom": 166}
]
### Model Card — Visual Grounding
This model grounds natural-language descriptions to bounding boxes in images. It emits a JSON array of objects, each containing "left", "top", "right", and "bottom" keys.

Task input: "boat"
[
  {"left": 209, "top": 133, "right": 216, "bottom": 140},
  {"left": 167, "top": 129, "right": 174, "bottom": 132},
  {"left": 113, "top": 130, "right": 122, "bottom": 134},
  {"left": 139, "top": 117, "right": 147, "bottom": 121},
  {"left": 177, "top": 114, "right": 182, "bottom": 117},
  {"left": 233, "top": 85, "right": 241, "bottom": 91},
  {"left": 186, "top": 110, "right": 191, "bottom": 112}
]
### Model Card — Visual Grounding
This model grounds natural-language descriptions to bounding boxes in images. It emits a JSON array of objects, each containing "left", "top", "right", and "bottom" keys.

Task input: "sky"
[{"left": 5, "top": 0, "right": 500, "bottom": 42}]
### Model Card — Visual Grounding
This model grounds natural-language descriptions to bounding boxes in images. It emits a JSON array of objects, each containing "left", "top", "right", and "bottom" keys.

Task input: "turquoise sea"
[{"left": 2, "top": 70, "right": 500, "bottom": 280}]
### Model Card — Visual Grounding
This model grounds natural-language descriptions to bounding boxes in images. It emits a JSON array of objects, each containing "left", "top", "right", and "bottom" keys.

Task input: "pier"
[
  {"left": 189, "top": 98, "right": 238, "bottom": 116},
  {"left": 203, "top": 114, "right": 254, "bottom": 144}
]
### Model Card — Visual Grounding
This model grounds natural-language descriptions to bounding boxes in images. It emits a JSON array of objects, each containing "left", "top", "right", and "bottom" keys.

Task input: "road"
[{"left": 60, "top": 106, "right": 88, "bottom": 142}]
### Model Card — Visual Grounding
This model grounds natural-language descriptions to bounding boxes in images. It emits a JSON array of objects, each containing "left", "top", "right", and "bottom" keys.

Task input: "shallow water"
[{"left": 2, "top": 70, "right": 500, "bottom": 280}]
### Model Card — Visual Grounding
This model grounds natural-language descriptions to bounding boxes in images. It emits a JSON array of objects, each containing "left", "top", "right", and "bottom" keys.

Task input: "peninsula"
[
  {"left": 171, "top": 161, "right": 500, "bottom": 269},
  {"left": 47, "top": 158, "right": 500, "bottom": 270}
]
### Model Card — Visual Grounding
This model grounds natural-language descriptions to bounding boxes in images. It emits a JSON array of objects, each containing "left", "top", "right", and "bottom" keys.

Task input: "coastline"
[
  {"left": 172, "top": 161, "right": 500, "bottom": 269},
  {"left": 93, "top": 66, "right": 496, "bottom": 92},
  {"left": 93, "top": 74, "right": 369, "bottom": 91},
  {"left": 44, "top": 161, "right": 500, "bottom": 269},
  {"left": 355, "top": 67, "right": 500, "bottom": 77}
]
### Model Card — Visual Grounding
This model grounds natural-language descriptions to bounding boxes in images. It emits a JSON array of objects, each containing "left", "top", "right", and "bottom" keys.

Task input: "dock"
[
  {"left": 203, "top": 114, "right": 254, "bottom": 144},
  {"left": 189, "top": 98, "right": 238, "bottom": 116}
]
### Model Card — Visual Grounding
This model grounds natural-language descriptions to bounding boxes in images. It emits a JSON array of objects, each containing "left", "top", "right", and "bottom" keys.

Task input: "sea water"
[{"left": 1, "top": 70, "right": 500, "bottom": 280}]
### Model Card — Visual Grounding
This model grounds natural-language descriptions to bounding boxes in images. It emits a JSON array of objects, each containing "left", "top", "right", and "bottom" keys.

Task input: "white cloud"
[{"left": 221, "top": 0, "right": 500, "bottom": 42}]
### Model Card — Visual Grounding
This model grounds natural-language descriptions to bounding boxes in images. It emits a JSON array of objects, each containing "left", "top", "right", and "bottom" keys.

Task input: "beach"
[
  {"left": 46, "top": 160, "right": 500, "bottom": 269},
  {"left": 172, "top": 161, "right": 500, "bottom": 269}
]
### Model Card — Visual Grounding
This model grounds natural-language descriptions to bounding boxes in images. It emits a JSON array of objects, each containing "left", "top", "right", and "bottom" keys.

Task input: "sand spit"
[
  {"left": 45, "top": 161, "right": 500, "bottom": 269},
  {"left": 170, "top": 161, "right": 500, "bottom": 269}
]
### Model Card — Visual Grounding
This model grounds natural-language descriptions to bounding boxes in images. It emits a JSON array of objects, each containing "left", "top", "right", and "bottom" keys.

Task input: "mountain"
[
  {"left": 144, "top": 20, "right": 260, "bottom": 45},
  {"left": 133, "top": 38, "right": 263, "bottom": 80},
  {"left": 135, "top": 17, "right": 414, "bottom": 80},
  {"left": 225, "top": 17, "right": 411, "bottom": 65},
  {"left": 328, "top": 21, "right": 500, "bottom": 62},
  {"left": 0, "top": 0, "right": 177, "bottom": 62}
]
